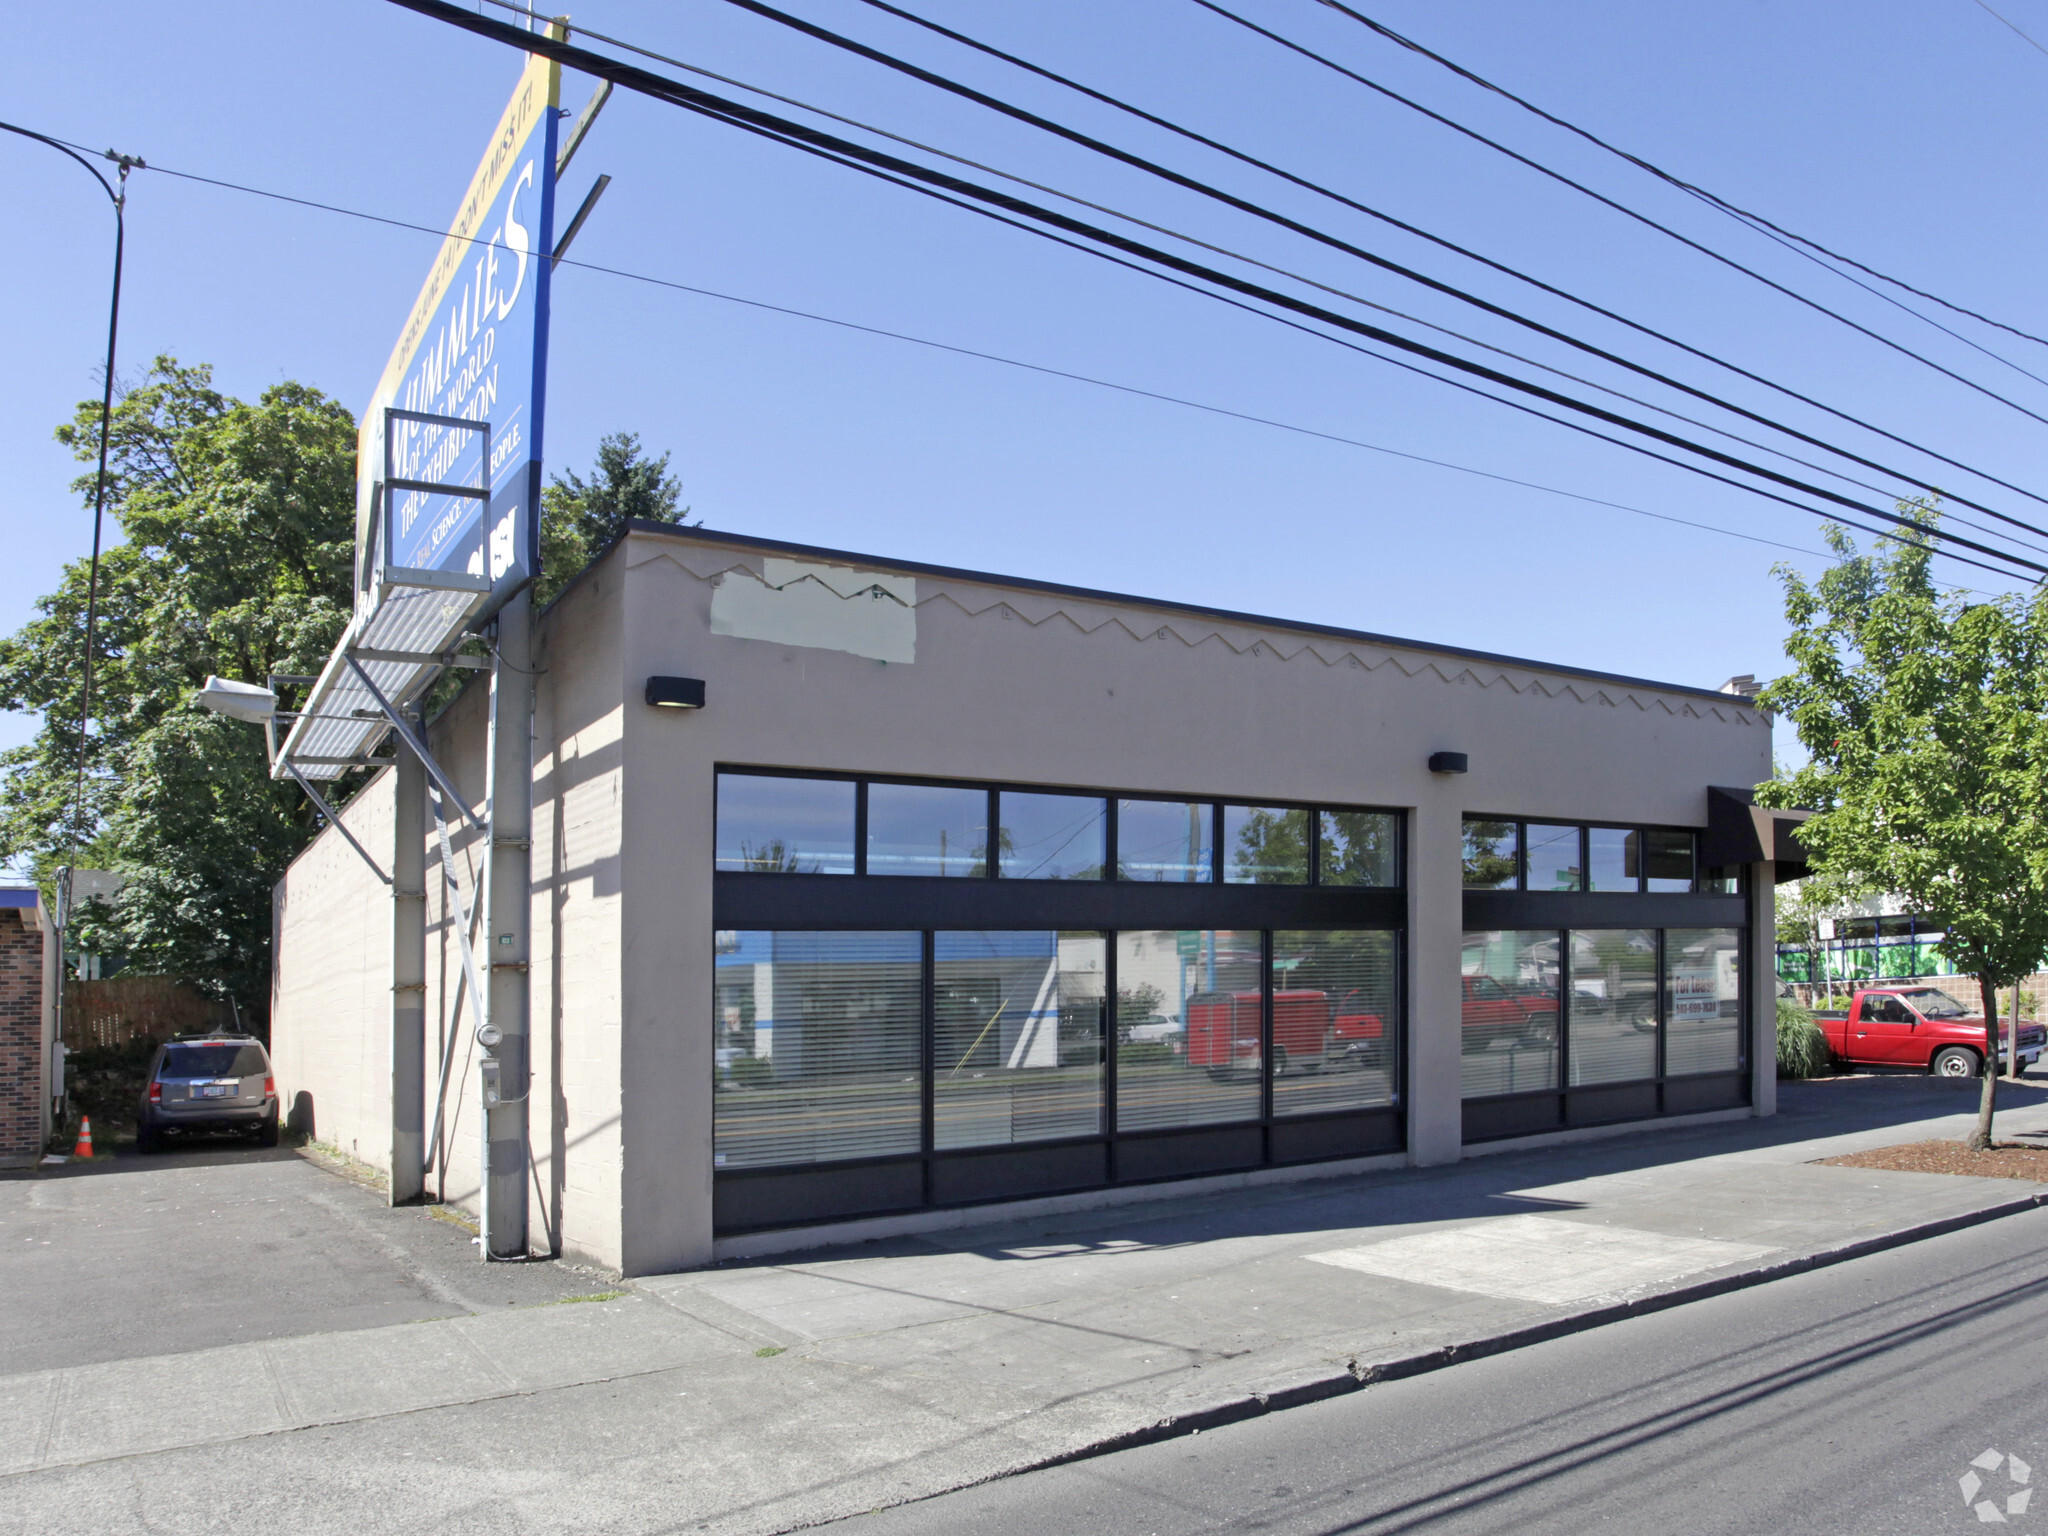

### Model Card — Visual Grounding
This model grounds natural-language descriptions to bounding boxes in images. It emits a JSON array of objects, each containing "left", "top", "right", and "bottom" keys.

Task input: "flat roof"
[{"left": 628, "top": 522, "right": 1752, "bottom": 707}]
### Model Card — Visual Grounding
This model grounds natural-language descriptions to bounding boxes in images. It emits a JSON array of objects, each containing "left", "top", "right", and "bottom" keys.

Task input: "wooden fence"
[{"left": 62, "top": 975, "right": 237, "bottom": 1052}]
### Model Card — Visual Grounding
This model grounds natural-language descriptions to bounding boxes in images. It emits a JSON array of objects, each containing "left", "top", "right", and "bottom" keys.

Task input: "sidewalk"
[{"left": 6, "top": 1074, "right": 2048, "bottom": 1536}]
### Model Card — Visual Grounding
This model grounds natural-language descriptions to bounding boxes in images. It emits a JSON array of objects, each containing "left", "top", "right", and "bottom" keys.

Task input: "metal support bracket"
[
  {"left": 284, "top": 761, "right": 391, "bottom": 885},
  {"left": 343, "top": 653, "right": 486, "bottom": 836}
]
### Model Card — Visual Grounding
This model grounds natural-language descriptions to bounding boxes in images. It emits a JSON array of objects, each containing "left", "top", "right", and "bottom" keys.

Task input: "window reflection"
[
  {"left": 1460, "top": 930, "right": 1560, "bottom": 1098},
  {"left": 1666, "top": 928, "right": 1741, "bottom": 1074},
  {"left": 715, "top": 773, "right": 856, "bottom": 874},
  {"left": 1270, "top": 931, "right": 1399, "bottom": 1114},
  {"left": 934, "top": 932, "right": 1104, "bottom": 1147},
  {"left": 1224, "top": 806, "right": 1309, "bottom": 884},
  {"left": 1526, "top": 825, "right": 1582, "bottom": 892},
  {"left": 996, "top": 793, "right": 1106, "bottom": 880},
  {"left": 1568, "top": 929, "right": 1658, "bottom": 1084},
  {"left": 1116, "top": 800, "right": 1213, "bottom": 883},
  {"left": 1319, "top": 812, "right": 1398, "bottom": 886},
  {"left": 867, "top": 783, "right": 988, "bottom": 878},
  {"left": 1643, "top": 830, "right": 1696, "bottom": 893},
  {"left": 1588, "top": 827, "right": 1635, "bottom": 892},
  {"left": 1115, "top": 930, "right": 1262, "bottom": 1129},
  {"left": 1461, "top": 818, "right": 1519, "bottom": 889}
]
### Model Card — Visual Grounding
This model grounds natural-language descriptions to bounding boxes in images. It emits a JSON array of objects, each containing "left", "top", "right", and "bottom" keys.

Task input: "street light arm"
[{"left": 0, "top": 120, "right": 131, "bottom": 206}]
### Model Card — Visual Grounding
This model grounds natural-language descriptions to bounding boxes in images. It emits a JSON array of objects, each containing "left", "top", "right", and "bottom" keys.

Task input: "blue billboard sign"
[{"left": 355, "top": 50, "right": 559, "bottom": 620}]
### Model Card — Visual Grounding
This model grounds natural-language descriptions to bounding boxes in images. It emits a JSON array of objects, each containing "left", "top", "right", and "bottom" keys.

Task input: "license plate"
[{"left": 200, "top": 1084, "right": 233, "bottom": 1098}]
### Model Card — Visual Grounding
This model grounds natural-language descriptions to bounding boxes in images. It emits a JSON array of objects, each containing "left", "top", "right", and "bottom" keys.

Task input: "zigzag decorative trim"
[{"left": 628, "top": 545, "right": 1760, "bottom": 726}]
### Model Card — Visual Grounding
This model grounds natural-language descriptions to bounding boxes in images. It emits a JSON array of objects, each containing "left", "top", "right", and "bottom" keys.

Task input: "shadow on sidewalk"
[{"left": 718, "top": 1070, "right": 2048, "bottom": 1274}]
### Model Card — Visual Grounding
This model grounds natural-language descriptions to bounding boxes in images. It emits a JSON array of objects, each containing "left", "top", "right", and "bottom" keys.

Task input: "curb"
[{"left": 1024, "top": 1186, "right": 2048, "bottom": 1471}]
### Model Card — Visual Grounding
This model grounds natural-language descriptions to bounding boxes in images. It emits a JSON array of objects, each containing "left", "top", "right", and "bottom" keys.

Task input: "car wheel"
[
  {"left": 258, "top": 1108, "right": 280, "bottom": 1148},
  {"left": 135, "top": 1121, "right": 155, "bottom": 1154},
  {"left": 1932, "top": 1046, "right": 1981, "bottom": 1078}
]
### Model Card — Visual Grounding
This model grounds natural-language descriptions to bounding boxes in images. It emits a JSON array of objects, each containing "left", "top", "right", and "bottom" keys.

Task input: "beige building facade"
[{"left": 271, "top": 524, "right": 1787, "bottom": 1276}]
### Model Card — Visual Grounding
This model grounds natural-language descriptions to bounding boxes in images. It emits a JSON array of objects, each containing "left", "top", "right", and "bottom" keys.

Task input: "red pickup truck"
[
  {"left": 1463, "top": 974, "right": 1557, "bottom": 1049},
  {"left": 1811, "top": 987, "right": 2044, "bottom": 1076}
]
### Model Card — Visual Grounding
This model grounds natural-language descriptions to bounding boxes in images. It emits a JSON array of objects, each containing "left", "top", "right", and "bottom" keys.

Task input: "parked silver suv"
[{"left": 137, "top": 1034, "right": 279, "bottom": 1150}]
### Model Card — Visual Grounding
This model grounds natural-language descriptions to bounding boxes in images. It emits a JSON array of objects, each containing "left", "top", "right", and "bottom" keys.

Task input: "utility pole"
[{"left": 480, "top": 593, "right": 534, "bottom": 1258}]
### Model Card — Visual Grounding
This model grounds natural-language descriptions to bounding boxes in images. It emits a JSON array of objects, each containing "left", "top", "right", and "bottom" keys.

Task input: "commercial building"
[{"left": 270, "top": 524, "right": 1799, "bottom": 1275}]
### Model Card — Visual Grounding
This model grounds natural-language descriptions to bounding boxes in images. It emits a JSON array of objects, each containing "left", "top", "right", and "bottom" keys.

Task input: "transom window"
[
  {"left": 716, "top": 771, "right": 1402, "bottom": 887},
  {"left": 1462, "top": 817, "right": 1735, "bottom": 894}
]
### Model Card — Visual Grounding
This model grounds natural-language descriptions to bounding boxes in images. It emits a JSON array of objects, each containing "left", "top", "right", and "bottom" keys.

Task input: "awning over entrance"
[{"left": 1704, "top": 785, "right": 1811, "bottom": 883}]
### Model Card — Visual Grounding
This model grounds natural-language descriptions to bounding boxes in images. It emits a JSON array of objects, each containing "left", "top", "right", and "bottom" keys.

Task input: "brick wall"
[{"left": 0, "top": 908, "right": 45, "bottom": 1161}]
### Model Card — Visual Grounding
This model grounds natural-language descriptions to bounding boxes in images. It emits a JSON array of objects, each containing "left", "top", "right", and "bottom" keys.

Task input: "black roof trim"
[{"left": 624, "top": 521, "right": 1752, "bottom": 706}]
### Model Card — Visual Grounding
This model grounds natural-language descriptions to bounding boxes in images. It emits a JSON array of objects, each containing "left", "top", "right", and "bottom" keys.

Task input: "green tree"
[
  {"left": 1758, "top": 513, "right": 2048, "bottom": 1146},
  {"left": 534, "top": 431, "right": 693, "bottom": 606},
  {"left": 0, "top": 357, "right": 358, "bottom": 1018}
]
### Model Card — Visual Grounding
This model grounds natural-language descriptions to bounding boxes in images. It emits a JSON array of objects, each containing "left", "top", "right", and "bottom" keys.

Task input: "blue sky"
[{"left": 7, "top": 0, "right": 2048, "bottom": 767}]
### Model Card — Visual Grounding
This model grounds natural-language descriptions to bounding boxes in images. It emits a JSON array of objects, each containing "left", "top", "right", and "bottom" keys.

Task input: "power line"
[
  {"left": 1309, "top": 0, "right": 2048, "bottom": 362},
  {"left": 385, "top": 0, "right": 2048, "bottom": 580},
  {"left": 42, "top": 124, "right": 1992, "bottom": 584},
  {"left": 464, "top": 0, "right": 1988, "bottom": 526},
  {"left": 703, "top": 0, "right": 2048, "bottom": 537},
  {"left": 1185, "top": 0, "right": 2048, "bottom": 433},
  {"left": 1967, "top": 0, "right": 2048, "bottom": 60}
]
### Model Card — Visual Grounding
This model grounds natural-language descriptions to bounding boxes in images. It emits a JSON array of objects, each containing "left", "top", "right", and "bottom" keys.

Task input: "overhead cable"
[
  {"left": 1306, "top": 0, "right": 2048, "bottom": 371},
  {"left": 1186, "top": 0, "right": 2048, "bottom": 429},
  {"left": 381, "top": 0, "right": 2048, "bottom": 578},
  {"left": 705, "top": 0, "right": 2048, "bottom": 534}
]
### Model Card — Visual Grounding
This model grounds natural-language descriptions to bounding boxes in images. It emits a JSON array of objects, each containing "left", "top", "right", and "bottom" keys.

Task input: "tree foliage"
[
  {"left": 0, "top": 357, "right": 358, "bottom": 1016},
  {"left": 534, "top": 431, "right": 693, "bottom": 606},
  {"left": 1757, "top": 513, "right": 2048, "bottom": 1144}
]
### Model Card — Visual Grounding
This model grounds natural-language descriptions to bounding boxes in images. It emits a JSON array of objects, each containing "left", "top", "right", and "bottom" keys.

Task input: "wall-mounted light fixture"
[
  {"left": 645, "top": 675, "right": 706, "bottom": 710},
  {"left": 1428, "top": 751, "right": 1468, "bottom": 775}
]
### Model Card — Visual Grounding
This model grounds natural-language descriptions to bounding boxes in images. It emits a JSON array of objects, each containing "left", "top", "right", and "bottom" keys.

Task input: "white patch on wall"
[{"left": 709, "top": 558, "right": 916, "bottom": 663}]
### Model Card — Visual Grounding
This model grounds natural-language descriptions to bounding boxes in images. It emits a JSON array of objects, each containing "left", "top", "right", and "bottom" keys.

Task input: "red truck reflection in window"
[
  {"left": 1462, "top": 974, "right": 1556, "bottom": 1049},
  {"left": 1184, "top": 989, "right": 1394, "bottom": 1077}
]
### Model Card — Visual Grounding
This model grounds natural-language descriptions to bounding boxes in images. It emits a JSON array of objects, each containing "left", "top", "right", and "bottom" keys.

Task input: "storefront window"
[
  {"left": 1269, "top": 931, "right": 1399, "bottom": 1115},
  {"left": 1643, "top": 830, "right": 1695, "bottom": 893},
  {"left": 867, "top": 783, "right": 988, "bottom": 877},
  {"left": 1666, "top": 928, "right": 1742, "bottom": 1074},
  {"left": 1223, "top": 806, "right": 1310, "bottom": 884},
  {"left": 995, "top": 793, "right": 1107, "bottom": 881},
  {"left": 1526, "top": 824, "right": 1582, "bottom": 891},
  {"left": 1318, "top": 812, "right": 1399, "bottom": 887},
  {"left": 715, "top": 773, "right": 856, "bottom": 874},
  {"left": 1461, "top": 819, "right": 1519, "bottom": 889},
  {"left": 934, "top": 932, "right": 1104, "bottom": 1148},
  {"left": 712, "top": 931, "right": 922, "bottom": 1168},
  {"left": 1568, "top": 929, "right": 1658, "bottom": 1084},
  {"left": 1115, "top": 930, "right": 1262, "bottom": 1129},
  {"left": 1116, "top": 799, "right": 1214, "bottom": 882},
  {"left": 1461, "top": 930, "right": 1560, "bottom": 1098},
  {"left": 1587, "top": 828, "right": 1635, "bottom": 892}
]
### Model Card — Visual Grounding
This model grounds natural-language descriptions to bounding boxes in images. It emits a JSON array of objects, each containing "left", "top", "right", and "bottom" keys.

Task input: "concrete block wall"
[{"left": 271, "top": 768, "right": 396, "bottom": 1168}]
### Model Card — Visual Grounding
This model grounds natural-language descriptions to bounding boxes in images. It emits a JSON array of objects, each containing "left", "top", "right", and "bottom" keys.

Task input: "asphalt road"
[{"left": 825, "top": 1203, "right": 2048, "bottom": 1536}]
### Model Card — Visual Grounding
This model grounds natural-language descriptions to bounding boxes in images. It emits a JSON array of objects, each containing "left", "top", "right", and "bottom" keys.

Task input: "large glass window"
[
  {"left": 934, "top": 932, "right": 1105, "bottom": 1148},
  {"left": 996, "top": 793, "right": 1107, "bottom": 881},
  {"left": 1223, "top": 806, "right": 1310, "bottom": 884},
  {"left": 1115, "top": 930, "right": 1263, "bottom": 1129},
  {"left": 715, "top": 773, "right": 856, "bottom": 875},
  {"left": 1643, "top": 830, "right": 1696, "bottom": 893},
  {"left": 1587, "top": 828, "right": 1635, "bottom": 892},
  {"left": 867, "top": 783, "right": 988, "bottom": 877},
  {"left": 1270, "top": 931, "right": 1399, "bottom": 1115},
  {"left": 1526, "top": 824, "right": 1582, "bottom": 892},
  {"left": 1116, "top": 799, "right": 1214, "bottom": 882},
  {"left": 1461, "top": 930, "right": 1560, "bottom": 1098},
  {"left": 1318, "top": 812, "right": 1399, "bottom": 887},
  {"left": 712, "top": 932, "right": 922, "bottom": 1168},
  {"left": 1569, "top": 929, "right": 1659, "bottom": 1084},
  {"left": 1666, "top": 928, "right": 1742, "bottom": 1074},
  {"left": 1462, "top": 819, "right": 1519, "bottom": 889}
]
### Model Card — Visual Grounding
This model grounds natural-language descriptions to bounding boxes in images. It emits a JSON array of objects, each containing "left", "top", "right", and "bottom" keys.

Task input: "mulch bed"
[{"left": 1818, "top": 1139, "right": 2048, "bottom": 1181}]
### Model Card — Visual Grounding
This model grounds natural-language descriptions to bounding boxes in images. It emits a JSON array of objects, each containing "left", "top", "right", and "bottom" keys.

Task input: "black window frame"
[{"left": 1462, "top": 815, "right": 1719, "bottom": 895}]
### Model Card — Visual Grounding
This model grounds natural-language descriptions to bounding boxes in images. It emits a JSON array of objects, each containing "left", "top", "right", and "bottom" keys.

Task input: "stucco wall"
[
  {"left": 613, "top": 528, "right": 1776, "bottom": 1270},
  {"left": 271, "top": 766, "right": 395, "bottom": 1168}
]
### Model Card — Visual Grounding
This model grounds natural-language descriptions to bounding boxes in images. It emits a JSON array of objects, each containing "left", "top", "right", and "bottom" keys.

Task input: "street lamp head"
[{"left": 195, "top": 675, "right": 277, "bottom": 724}]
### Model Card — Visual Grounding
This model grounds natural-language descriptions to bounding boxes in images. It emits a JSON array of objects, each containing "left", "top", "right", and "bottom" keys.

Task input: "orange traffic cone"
[{"left": 72, "top": 1117, "right": 94, "bottom": 1159}]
